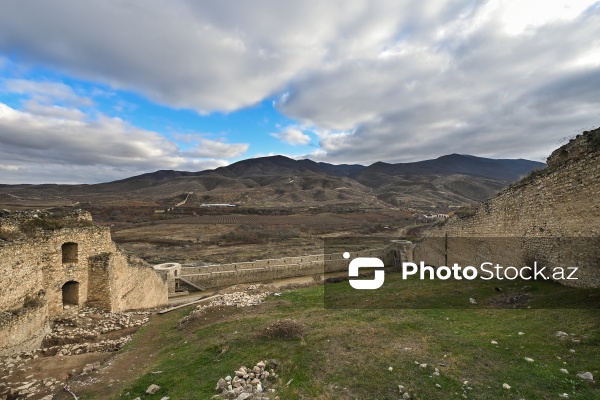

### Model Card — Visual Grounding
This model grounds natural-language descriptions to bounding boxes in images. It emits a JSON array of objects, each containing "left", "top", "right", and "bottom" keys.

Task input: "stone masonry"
[
  {"left": 178, "top": 242, "right": 413, "bottom": 290},
  {"left": 0, "top": 209, "right": 169, "bottom": 355},
  {"left": 417, "top": 128, "right": 600, "bottom": 288}
]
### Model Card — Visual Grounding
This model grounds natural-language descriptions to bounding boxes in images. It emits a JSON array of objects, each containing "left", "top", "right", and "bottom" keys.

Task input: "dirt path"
[{"left": 69, "top": 309, "right": 186, "bottom": 399}]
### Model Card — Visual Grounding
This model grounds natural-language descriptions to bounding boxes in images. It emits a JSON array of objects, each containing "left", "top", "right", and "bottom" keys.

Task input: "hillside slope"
[{"left": 0, "top": 154, "right": 544, "bottom": 209}]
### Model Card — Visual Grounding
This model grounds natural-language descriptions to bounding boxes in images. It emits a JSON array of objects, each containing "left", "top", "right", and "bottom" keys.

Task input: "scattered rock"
[
  {"left": 0, "top": 308, "right": 154, "bottom": 400},
  {"left": 146, "top": 384, "right": 161, "bottom": 394},
  {"left": 576, "top": 372, "right": 594, "bottom": 383},
  {"left": 555, "top": 331, "right": 569, "bottom": 338},
  {"left": 560, "top": 368, "right": 569, "bottom": 374},
  {"left": 524, "top": 357, "right": 534, "bottom": 362},
  {"left": 490, "top": 340, "right": 498, "bottom": 345},
  {"left": 502, "top": 383, "right": 511, "bottom": 389},
  {"left": 216, "top": 378, "right": 227, "bottom": 391}
]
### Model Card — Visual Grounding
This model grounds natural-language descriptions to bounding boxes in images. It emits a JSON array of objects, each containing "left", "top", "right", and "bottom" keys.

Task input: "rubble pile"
[
  {"left": 213, "top": 360, "right": 280, "bottom": 400},
  {"left": 46, "top": 335, "right": 133, "bottom": 357},
  {"left": 0, "top": 376, "right": 62, "bottom": 399},
  {"left": 197, "top": 292, "right": 271, "bottom": 310},
  {"left": 44, "top": 307, "right": 149, "bottom": 347},
  {"left": 0, "top": 307, "right": 151, "bottom": 399}
]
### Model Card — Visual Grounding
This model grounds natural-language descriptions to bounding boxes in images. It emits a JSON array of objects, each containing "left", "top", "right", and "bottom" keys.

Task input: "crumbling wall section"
[
  {"left": 109, "top": 253, "right": 168, "bottom": 312},
  {"left": 0, "top": 209, "right": 168, "bottom": 355},
  {"left": 421, "top": 128, "right": 600, "bottom": 287},
  {"left": 0, "top": 304, "right": 49, "bottom": 356},
  {"left": 87, "top": 253, "right": 112, "bottom": 310}
]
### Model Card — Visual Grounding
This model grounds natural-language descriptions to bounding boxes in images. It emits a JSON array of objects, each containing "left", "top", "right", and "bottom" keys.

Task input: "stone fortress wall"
[
  {"left": 416, "top": 128, "right": 600, "bottom": 288},
  {"left": 177, "top": 242, "right": 413, "bottom": 290},
  {"left": 0, "top": 210, "right": 169, "bottom": 355}
]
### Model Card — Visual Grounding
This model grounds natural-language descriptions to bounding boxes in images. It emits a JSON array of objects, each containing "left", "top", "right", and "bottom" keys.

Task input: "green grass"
[
  {"left": 325, "top": 270, "right": 600, "bottom": 309},
  {"left": 86, "top": 279, "right": 599, "bottom": 400}
]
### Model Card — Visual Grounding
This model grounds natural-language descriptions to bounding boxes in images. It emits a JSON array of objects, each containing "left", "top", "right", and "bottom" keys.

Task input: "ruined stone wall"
[
  {"left": 0, "top": 305, "right": 50, "bottom": 356},
  {"left": 87, "top": 253, "right": 113, "bottom": 310},
  {"left": 0, "top": 241, "right": 44, "bottom": 313},
  {"left": 419, "top": 128, "right": 600, "bottom": 287},
  {"left": 180, "top": 244, "right": 412, "bottom": 289},
  {"left": 109, "top": 254, "right": 168, "bottom": 311},
  {"left": 0, "top": 226, "right": 113, "bottom": 317},
  {"left": 0, "top": 210, "right": 168, "bottom": 355}
]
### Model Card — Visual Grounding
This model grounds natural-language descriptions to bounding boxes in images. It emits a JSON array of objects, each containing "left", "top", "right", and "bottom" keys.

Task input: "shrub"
[
  {"left": 454, "top": 207, "right": 477, "bottom": 219},
  {"left": 586, "top": 128, "right": 600, "bottom": 151},
  {"left": 19, "top": 214, "right": 92, "bottom": 234},
  {"left": 517, "top": 168, "right": 546, "bottom": 185}
]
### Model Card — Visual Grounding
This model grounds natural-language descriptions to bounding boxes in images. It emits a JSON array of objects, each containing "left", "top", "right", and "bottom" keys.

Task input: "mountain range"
[{"left": 0, "top": 154, "right": 545, "bottom": 209}]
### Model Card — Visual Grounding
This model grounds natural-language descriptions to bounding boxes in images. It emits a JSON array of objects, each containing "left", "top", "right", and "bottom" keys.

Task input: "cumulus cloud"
[
  {"left": 0, "top": 0, "right": 599, "bottom": 175},
  {"left": 0, "top": 0, "right": 397, "bottom": 113},
  {"left": 4, "top": 79, "right": 94, "bottom": 107},
  {"left": 277, "top": 1, "right": 600, "bottom": 164},
  {"left": 271, "top": 126, "right": 311, "bottom": 146},
  {"left": 182, "top": 138, "right": 249, "bottom": 158},
  {"left": 0, "top": 101, "right": 246, "bottom": 183}
]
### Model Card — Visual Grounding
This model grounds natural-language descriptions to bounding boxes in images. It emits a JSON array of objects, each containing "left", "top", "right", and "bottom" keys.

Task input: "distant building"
[{"left": 422, "top": 213, "right": 449, "bottom": 220}]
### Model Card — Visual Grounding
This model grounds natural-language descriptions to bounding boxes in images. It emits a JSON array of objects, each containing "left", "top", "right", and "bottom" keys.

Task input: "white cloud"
[
  {"left": 22, "top": 100, "right": 86, "bottom": 121},
  {"left": 0, "top": 0, "right": 378, "bottom": 113},
  {"left": 276, "top": 1, "right": 600, "bottom": 164},
  {"left": 0, "top": 101, "right": 247, "bottom": 183},
  {"left": 183, "top": 138, "right": 249, "bottom": 158},
  {"left": 3, "top": 79, "right": 94, "bottom": 107},
  {"left": 493, "top": 0, "right": 596, "bottom": 35},
  {"left": 271, "top": 126, "right": 311, "bottom": 146},
  {"left": 0, "top": 0, "right": 599, "bottom": 173}
]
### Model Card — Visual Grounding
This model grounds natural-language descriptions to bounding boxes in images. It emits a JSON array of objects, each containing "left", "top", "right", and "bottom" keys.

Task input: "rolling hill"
[{"left": 0, "top": 154, "right": 545, "bottom": 209}]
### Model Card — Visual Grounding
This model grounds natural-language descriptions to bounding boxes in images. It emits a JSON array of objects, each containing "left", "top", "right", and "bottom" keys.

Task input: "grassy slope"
[{"left": 82, "top": 278, "right": 599, "bottom": 400}]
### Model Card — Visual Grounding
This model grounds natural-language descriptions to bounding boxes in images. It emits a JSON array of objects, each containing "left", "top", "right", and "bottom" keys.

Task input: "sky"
[{"left": 0, "top": 0, "right": 599, "bottom": 184}]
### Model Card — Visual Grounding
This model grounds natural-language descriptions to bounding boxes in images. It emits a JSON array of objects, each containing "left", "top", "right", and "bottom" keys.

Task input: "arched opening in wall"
[
  {"left": 62, "top": 281, "right": 80, "bottom": 307},
  {"left": 62, "top": 242, "right": 78, "bottom": 264}
]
